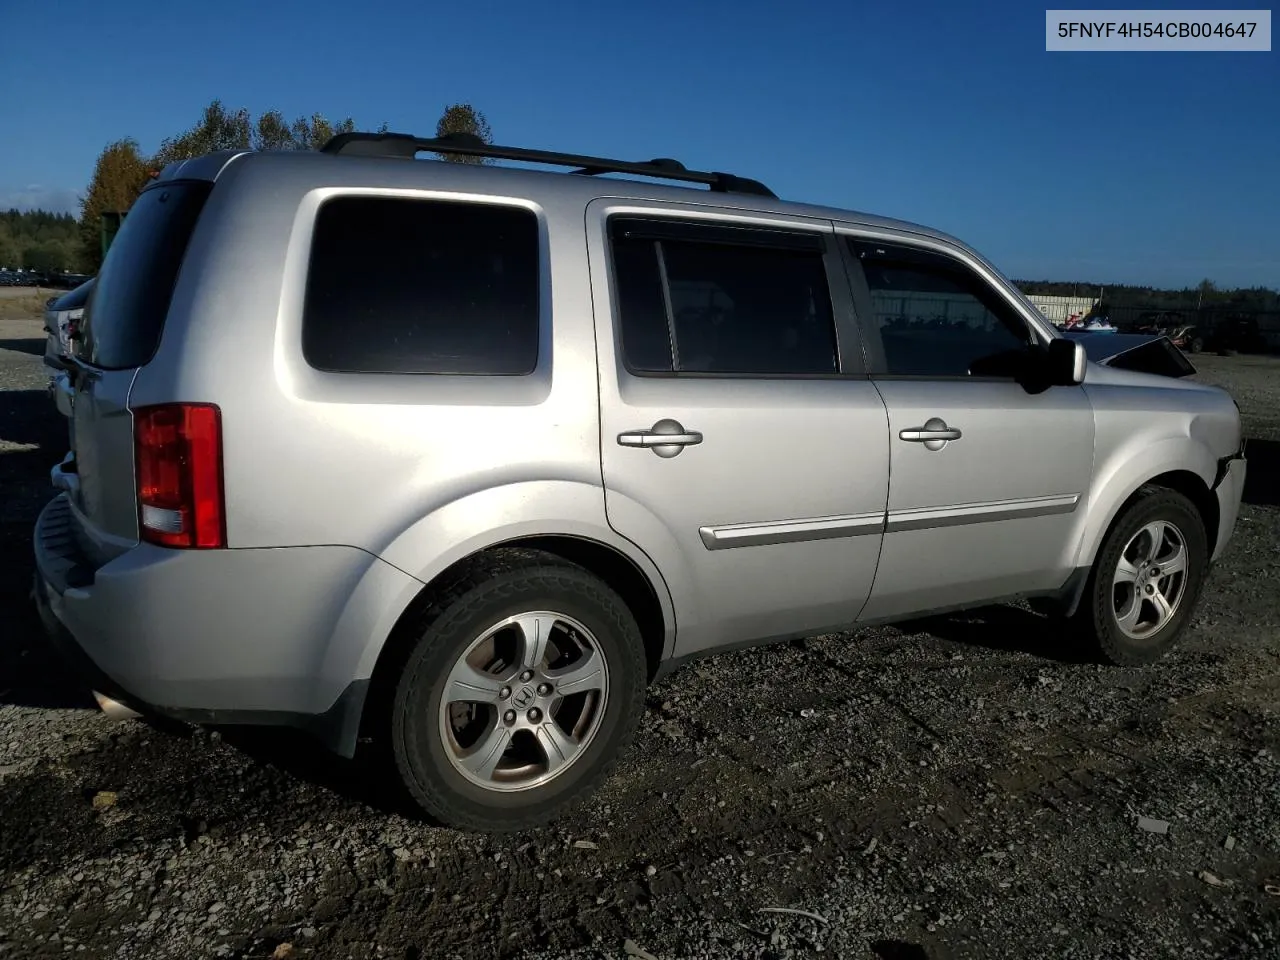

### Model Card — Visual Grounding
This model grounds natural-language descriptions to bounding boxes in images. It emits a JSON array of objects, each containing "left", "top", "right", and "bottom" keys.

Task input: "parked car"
[
  {"left": 1145, "top": 322, "right": 1203, "bottom": 354},
  {"left": 1165, "top": 324, "right": 1204, "bottom": 353},
  {"left": 1127, "top": 312, "right": 1207, "bottom": 354},
  {"left": 1061, "top": 330, "right": 1199, "bottom": 379},
  {"left": 32, "top": 132, "right": 1247, "bottom": 832},
  {"left": 1206, "top": 314, "right": 1268, "bottom": 355},
  {"left": 42, "top": 277, "right": 95, "bottom": 417},
  {"left": 1134, "top": 310, "right": 1187, "bottom": 332}
]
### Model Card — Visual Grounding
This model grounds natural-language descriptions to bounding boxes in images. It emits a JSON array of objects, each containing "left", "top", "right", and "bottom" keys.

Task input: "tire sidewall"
[
  {"left": 392, "top": 566, "right": 645, "bottom": 828},
  {"left": 1088, "top": 490, "right": 1209, "bottom": 664}
]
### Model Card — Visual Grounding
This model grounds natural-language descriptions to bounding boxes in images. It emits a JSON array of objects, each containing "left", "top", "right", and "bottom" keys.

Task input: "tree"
[
  {"left": 152, "top": 100, "right": 252, "bottom": 166},
  {"left": 78, "top": 138, "right": 151, "bottom": 271},
  {"left": 0, "top": 223, "right": 20, "bottom": 268},
  {"left": 1197, "top": 278, "right": 1217, "bottom": 308},
  {"left": 253, "top": 110, "right": 297, "bottom": 151},
  {"left": 289, "top": 113, "right": 356, "bottom": 151},
  {"left": 23, "top": 240, "right": 72, "bottom": 272},
  {"left": 434, "top": 103, "right": 493, "bottom": 163},
  {"left": 76, "top": 100, "right": 488, "bottom": 269}
]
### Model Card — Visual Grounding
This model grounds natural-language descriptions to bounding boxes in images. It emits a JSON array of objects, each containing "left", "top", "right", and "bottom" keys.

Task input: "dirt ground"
[
  {"left": 1, "top": 313, "right": 1277, "bottom": 960},
  {"left": 0, "top": 290, "right": 55, "bottom": 323}
]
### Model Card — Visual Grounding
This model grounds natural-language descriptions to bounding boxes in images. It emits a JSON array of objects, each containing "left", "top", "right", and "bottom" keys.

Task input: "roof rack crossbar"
[{"left": 319, "top": 131, "right": 777, "bottom": 198}]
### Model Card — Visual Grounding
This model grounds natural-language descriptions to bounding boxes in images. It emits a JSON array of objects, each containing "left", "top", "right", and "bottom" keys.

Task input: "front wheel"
[
  {"left": 390, "top": 550, "right": 647, "bottom": 832},
  {"left": 1071, "top": 487, "right": 1209, "bottom": 665}
]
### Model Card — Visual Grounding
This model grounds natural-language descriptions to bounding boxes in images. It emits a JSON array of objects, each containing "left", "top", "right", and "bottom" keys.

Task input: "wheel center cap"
[{"left": 512, "top": 686, "right": 536, "bottom": 710}]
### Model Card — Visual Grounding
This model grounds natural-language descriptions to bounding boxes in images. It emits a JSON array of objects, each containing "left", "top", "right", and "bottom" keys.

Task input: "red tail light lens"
[{"left": 133, "top": 403, "right": 225, "bottom": 549}]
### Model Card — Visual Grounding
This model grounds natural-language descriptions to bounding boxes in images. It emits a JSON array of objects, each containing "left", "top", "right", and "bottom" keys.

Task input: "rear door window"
[
  {"left": 77, "top": 181, "right": 212, "bottom": 370},
  {"left": 610, "top": 218, "right": 839, "bottom": 376}
]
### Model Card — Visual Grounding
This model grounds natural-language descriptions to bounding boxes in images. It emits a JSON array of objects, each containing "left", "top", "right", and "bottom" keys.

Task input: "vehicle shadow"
[
  {"left": 0, "top": 589, "right": 99, "bottom": 711},
  {"left": 1243, "top": 436, "right": 1278, "bottom": 507},
  {"left": 0, "top": 337, "right": 45, "bottom": 357},
  {"left": 0, "top": 386, "right": 61, "bottom": 449},
  {"left": 893, "top": 603, "right": 1096, "bottom": 664},
  {"left": 214, "top": 726, "right": 419, "bottom": 819},
  {"left": 0, "top": 388, "right": 93, "bottom": 711},
  {"left": 871, "top": 941, "right": 935, "bottom": 960}
]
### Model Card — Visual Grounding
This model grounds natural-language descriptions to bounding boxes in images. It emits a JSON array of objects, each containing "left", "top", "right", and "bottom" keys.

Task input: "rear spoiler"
[{"left": 1062, "top": 332, "right": 1196, "bottom": 379}]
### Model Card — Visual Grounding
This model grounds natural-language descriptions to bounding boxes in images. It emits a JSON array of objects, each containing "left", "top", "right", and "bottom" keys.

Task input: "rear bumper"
[
  {"left": 31, "top": 494, "right": 420, "bottom": 756},
  {"left": 1211, "top": 446, "right": 1247, "bottom": 562},
  {"left": 32, "top": 570, "right": 142, "bottom": 710}
]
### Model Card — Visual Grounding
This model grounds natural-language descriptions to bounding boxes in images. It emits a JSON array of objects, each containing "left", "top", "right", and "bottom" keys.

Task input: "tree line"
[
  {"left": 1016, "top": 278, "right": 1279, "bottom": 312},
  {"left": 0, "top": 209, "right": 81, "bottom": 273},
  {"left": 71, "top": 99, "right": 493, "bottom": 272}
]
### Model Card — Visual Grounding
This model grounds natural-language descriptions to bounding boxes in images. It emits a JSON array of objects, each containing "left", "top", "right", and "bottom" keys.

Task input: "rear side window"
[
  {"left": 302, "top": 197, "right": 540, "bottom": 375},
  {"left": 610, "top": 218, "right": 839, "bottom": 377},
  {"left": 78, "top": 182, "right": 212, "bottom": 370}
]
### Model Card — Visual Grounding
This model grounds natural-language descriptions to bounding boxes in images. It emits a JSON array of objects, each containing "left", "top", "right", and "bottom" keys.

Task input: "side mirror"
[{"left": 1045, "top": 337, "right": 1086, "bottom": 386}]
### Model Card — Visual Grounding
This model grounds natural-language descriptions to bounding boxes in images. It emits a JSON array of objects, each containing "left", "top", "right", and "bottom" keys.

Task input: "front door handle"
[
  {"left": 900, "top": 417, "right": 961, "bottom": 451},
  {"left": 618, "top": 418, "right": 703, "bottom": 458}
]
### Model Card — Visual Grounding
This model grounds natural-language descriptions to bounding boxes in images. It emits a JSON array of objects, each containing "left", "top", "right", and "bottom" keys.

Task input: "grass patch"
[{"left": 0, "top": 293, "right": 50, "bottom": 322}]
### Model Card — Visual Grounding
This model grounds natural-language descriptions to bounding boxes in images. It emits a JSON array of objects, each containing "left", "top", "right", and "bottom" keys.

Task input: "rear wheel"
[
  {"left": 390, "top": 550, "right": 647, "bottom": 832},
  {"left": 1071, "top": 487, "right": 1208, "bottom": 665}
]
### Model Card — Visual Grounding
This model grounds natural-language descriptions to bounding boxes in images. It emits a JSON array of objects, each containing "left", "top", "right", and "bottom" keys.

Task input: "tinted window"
[
  {"left": 611, "top": 222, "right": 838, "bottom": 376},
  {"left": 302, "top": 197, "right": 539, "bottom": 375},
  {"left": 78, "top": 182, "right": 211, "bottom": 370},
  {"left": 850, "top": 239, "right": 1030, "bottom": 377},
  {"left": 610, "top": 237, "right": 672, "bottom": 372}
]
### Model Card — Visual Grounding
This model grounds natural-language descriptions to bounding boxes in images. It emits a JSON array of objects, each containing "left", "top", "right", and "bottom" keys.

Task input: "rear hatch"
[{"left": 63, "top": 180, "right": 212, "bottom": 564}]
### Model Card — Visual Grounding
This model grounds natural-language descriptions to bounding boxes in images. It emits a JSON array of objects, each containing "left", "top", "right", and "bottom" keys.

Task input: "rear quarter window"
[
  {"left": 301, "top": 196, "right": 540, "bottom": 376},
  {"left": 78, "top": 182, "right": 212, "bottom": 370}
]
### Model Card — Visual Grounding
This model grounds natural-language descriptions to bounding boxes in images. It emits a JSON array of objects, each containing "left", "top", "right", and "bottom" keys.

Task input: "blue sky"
[{"left": 1, "top": 0, "right": 1276, "bottom": 288}]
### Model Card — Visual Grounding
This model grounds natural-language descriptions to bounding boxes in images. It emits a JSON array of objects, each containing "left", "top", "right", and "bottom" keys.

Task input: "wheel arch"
[
  {"left": 1074, "top": 438, "right": 1218, "bottom": 572},
  {"left": 1062, "top": 458, "right": 1219, "bottom": 619},
  {"left": 357, "top": 532, "right": 674, "bottom": 746}
]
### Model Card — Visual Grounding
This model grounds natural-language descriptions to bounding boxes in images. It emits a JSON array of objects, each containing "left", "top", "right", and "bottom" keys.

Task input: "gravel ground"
[{"left": 1, "top": 314, "right": 1278, "bottom": 960}]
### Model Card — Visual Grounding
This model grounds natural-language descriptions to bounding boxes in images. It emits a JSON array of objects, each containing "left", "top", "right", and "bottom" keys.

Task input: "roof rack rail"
[{"left": 319, "top": 131, "right": 777, "bottom": 198}]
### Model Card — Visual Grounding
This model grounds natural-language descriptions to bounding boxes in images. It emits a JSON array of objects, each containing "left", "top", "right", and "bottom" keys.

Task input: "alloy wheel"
[
  {"left": 439, "top": 611, "right": 609, "bottom": 792},
  {"left": 1111, "top": 519, "right": 1189, "bottom": 640}
]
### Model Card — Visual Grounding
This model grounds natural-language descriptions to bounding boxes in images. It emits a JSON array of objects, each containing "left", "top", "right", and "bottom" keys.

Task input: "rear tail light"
[{"left": 133, "top": 403, "right": 226, "bottom": 549}]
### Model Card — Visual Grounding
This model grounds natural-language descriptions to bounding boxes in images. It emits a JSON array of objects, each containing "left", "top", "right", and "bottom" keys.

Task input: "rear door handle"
[
  {"left": 899, "top": 417, "right": 961, "bottom": 451},
  {"left": 617, "top": 418, "right": 703, "bottom": 458},
  {"left": 617, "top": 431, "right": 704, "bottom": 446},
  {"left": 900, "top": 428, "right": 961, "bottom": 442}
]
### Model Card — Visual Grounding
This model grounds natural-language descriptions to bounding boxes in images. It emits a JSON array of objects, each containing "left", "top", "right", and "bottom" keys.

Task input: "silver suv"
[{"left": 32, "top": 132, "right": 1247, "bottom": 832}]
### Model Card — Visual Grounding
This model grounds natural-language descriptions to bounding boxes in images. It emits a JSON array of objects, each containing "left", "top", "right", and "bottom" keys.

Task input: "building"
[{"left": 1025, "top": 294, "right": 1100, "bottom": 324}]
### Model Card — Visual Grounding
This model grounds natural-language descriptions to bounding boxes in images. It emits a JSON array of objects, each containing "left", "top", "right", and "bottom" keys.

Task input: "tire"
[
  {"left": 1188, "top": 338, "right": 1203, "bottom": 354},
  {"left": 390, "top": 549, "right": 647, "bottom": 832},
  {"left": 1071, "top": 486, "right": 1209, "bottom": 666}
]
